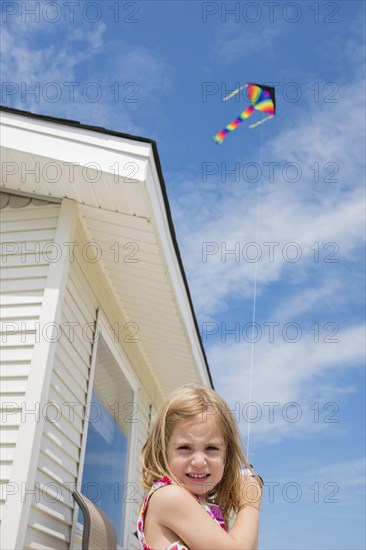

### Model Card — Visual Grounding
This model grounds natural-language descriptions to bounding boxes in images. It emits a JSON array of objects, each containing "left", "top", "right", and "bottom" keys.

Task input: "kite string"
[{"left": 246, "top": 124, "right": 264, "bottom": 460}]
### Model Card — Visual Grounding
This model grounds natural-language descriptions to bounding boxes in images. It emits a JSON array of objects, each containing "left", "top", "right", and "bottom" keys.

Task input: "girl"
[{"left": 137, "top": 384, "right": 262, "bottom": 550}]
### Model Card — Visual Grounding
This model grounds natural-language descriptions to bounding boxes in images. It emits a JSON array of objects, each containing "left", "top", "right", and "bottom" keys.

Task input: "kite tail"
[
  {"left": 214, "top": 105, "right": 255, "bottom": 144},
  {"left": 213, "top": 131, "right": 227, "bottom": 145}
]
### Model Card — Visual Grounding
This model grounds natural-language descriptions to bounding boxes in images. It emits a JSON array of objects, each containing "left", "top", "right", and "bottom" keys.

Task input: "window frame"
[{"left": 70, "top": 308, "right": 140, "bottom": 550}]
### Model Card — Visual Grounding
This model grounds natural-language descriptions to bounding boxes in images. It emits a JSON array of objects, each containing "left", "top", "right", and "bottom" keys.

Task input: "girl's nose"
[{"left": 191, "top": 452, "right": 206, "bottom": 466}]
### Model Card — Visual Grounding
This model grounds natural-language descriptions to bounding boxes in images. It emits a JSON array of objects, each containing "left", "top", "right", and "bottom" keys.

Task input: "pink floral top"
[{"left": 137, "top": 476, "right": 226, "bottom": 550}]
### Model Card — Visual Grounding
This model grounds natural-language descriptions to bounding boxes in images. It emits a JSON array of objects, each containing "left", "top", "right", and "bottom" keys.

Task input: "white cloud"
[
  {"left": 208, "top": 324, "right": 364, "bottom": 445},
  {"left": 0, "top": 12, "right": 171, "bottom": 135},
  {"left": 267, "top": 457, "right": 366, "bottom": 507},
  {"left": 270, "top": 279, "right": 344, "bottom": 322},
  {"left": 173, "top": 182, "right": 364, "bottom": 317},
  {"left": 0, "top": 16, "right": 106, "bottom": 83},
  {"left": 215, "top": 11, "right": 286, "bottom": 62}
]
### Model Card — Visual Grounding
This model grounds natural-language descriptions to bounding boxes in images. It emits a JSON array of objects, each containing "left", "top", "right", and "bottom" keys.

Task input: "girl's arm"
[{"left": 147, "top": 476, "right": 262, "bottom": 550}]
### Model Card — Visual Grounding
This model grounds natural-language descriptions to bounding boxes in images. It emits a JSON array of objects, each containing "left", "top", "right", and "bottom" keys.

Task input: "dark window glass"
[{"left": 79, "top": 391, "right": 127, "bottom": 543}]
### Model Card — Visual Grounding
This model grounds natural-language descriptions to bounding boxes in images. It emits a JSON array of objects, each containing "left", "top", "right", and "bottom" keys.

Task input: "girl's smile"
[{"left": 167, "top": 415, "right": 226, "bottom": 496}]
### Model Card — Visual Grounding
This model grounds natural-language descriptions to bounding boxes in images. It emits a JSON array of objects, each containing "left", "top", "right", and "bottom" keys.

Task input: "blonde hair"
[{"left": 140, "top": 384, "right": 253, "bottom": 523}]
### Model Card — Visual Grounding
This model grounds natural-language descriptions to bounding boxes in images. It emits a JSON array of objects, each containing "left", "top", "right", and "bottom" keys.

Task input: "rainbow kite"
[{"left": 214, "top": 83, "right": 276, "bottom": 144}]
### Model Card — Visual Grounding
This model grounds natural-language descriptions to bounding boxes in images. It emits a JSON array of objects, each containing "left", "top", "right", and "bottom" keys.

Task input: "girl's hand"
[{"left": 239, "top": 472, "right": 263, "bottom": 512}]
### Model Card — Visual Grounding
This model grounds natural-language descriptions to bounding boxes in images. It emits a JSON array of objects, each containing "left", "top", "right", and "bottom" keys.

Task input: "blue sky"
[{"left": 1, "top": 1, "right": 365, "bottom": 548}]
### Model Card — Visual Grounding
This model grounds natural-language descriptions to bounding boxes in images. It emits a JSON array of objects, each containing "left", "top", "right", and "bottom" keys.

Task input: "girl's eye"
[
  {"left": 207, "top": 446, "right": 219, "bottom": 451},
  {"left": 177, "top": 445, "right": 190, "bottom": 450}
]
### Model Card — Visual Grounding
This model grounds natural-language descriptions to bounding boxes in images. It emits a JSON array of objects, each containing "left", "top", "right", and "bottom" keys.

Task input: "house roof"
[{"left": 0, "top": 105, "right": 213, "bottom": 391}]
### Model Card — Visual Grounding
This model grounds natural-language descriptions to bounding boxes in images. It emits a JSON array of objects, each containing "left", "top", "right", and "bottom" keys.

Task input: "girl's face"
[{"left": 167, "top": 415, "right": 226, "bottom": 496}]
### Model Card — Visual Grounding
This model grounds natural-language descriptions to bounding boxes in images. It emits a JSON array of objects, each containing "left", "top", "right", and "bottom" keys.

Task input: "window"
[{"left": 79, "top": 336, "right": 136, "bottom": 544}]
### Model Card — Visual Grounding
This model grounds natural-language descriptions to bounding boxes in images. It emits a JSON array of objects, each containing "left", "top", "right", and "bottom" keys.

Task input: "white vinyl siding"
[
  {"left": 0, "top": 202, "right": 60, "bottom": 521},
  {"left": 23, "top": 248, "right": 97, "bottom": 549}
]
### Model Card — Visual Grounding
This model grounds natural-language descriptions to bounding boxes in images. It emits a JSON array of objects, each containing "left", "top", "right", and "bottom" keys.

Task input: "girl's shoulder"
[
  {"left": 142, "top": 476, "right": 190, "bottom": 513},
  {"left": 138, "top": 477, "right": 190, "bottom": 550},
  {"left": 139, "top": 477, "right": 182, "bottom": 520}
]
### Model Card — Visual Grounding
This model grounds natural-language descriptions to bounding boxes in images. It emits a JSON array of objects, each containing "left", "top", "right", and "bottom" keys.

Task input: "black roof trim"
[{"left": 0, "top": 105, "right": 213, "bottom": 388}]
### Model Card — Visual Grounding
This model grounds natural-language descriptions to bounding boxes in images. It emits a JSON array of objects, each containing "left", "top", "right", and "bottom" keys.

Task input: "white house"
[{"left": 0, "top": 106, "right": 213, "bottom": 549}]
